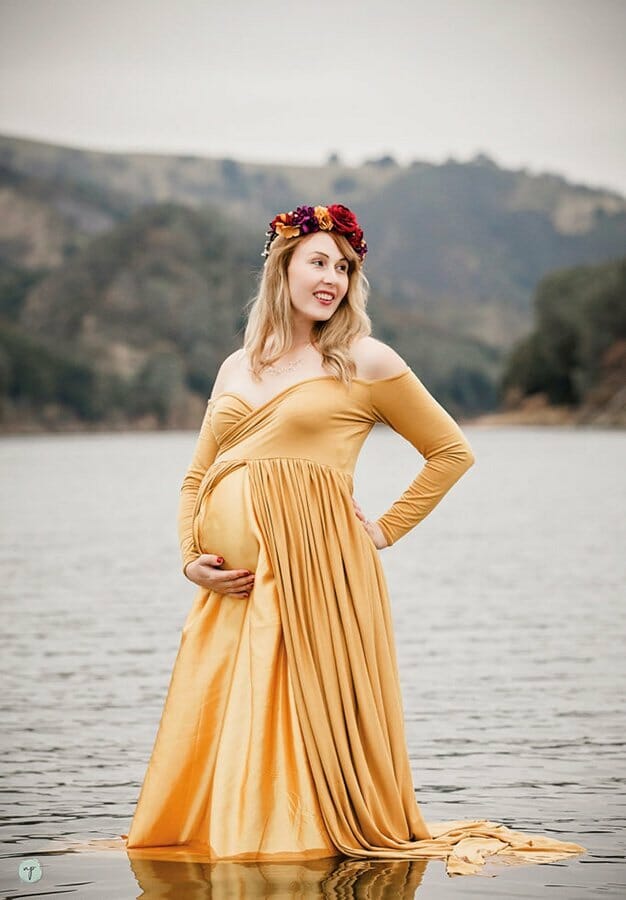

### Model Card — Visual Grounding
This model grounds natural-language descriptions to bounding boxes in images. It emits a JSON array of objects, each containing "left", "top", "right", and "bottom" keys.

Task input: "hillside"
[
  {"left": 0, "top": 204, "right": 257, "bottom": 429},
  {"left": 0, "top": 202, "right": 499, "bottom": 430},
  {"left": 1, "top": 133, "right": 625, "bottom": 430},
  {"left": 2, "top": 134, "right": 625, "bottom": 349},
  {"left": 360, "top": 159, "right": 626, "bottom": 346}
]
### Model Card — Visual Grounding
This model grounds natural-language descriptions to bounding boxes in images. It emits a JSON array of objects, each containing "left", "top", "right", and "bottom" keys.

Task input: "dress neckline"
[{"left": 212, "top": 369, "right": 411, "bottom": 416}]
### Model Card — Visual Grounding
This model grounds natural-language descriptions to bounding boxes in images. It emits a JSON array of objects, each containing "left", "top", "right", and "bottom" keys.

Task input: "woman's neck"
[
  {"left": 290, "top": 327, "right": 315, "bottom": 349},
  {"left": 266, "top": 331, "right": 315, "bottom": 355}
]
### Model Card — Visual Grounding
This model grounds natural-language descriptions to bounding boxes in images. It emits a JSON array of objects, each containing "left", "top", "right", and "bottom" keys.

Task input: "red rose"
[
  {"left": 270, "top": 211, "right": 294, "bottom": 229},
  {"left": 327, "top": 204, "right": 359, "bottom": 235}
]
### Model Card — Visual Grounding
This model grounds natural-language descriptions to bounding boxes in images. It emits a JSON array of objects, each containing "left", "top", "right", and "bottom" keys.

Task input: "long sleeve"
[
  {"left": 177, "top": 398, "right": 219, "bottom": 575},
  {"left": 370, "top": 369, "right": 475, "bottom": 547}
]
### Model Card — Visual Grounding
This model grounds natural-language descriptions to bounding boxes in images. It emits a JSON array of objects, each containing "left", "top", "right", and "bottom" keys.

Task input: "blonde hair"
[{"left": 243, "top": 232, "right": 371, "bottom": 384}]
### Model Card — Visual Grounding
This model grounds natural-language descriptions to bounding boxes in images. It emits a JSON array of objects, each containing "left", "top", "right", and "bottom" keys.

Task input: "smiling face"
[{"left": 286, "top": 232, "right": 350, "bottom": 328}]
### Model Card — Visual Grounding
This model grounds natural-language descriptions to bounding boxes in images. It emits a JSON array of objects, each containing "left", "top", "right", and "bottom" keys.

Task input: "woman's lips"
[{"left": 313, "top": 292, "right": 334, "bottom": 306}]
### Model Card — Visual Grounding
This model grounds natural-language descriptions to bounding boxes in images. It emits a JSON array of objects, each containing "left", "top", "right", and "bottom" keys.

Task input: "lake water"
[{"left": 1, "top": 424, "right": 624, "bottom": 898}]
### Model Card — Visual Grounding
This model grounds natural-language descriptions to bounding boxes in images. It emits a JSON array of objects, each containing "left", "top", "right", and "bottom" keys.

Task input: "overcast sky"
[{"left": 1, "top": 0, "right": 624, "bottom": 195}]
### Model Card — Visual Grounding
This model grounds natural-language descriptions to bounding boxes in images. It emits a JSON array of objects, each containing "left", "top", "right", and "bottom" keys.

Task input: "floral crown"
[{"left": 262, "top": 204, "right": 368, "bottom": 261}]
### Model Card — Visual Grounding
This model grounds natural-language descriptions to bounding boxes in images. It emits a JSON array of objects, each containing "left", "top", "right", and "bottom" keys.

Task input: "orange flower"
[
  {"left": 314, "top": 206, "right": 333, "bottom": 230},
  {"left": 274, "top": 221, "right": 301, "bottom": 239}
]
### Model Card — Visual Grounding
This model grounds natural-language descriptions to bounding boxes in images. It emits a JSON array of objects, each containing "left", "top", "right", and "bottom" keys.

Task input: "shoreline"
[
  {"left": 463, "top": 408, "right": 580, "bottom": 427},
  {"left": 1, "top": 391, "right": 624, "bottom": 434},
  {"left": 1, "top": 411, "right": 624, "bottom": 435},
  {"left": 464, "top": 403, "right": 625, "bottom": 429}
]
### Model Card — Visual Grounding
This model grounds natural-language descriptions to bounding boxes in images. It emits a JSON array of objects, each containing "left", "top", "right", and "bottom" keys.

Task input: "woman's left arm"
[{"left": 368, "top": 364, "right": 475, "bottom": 548}]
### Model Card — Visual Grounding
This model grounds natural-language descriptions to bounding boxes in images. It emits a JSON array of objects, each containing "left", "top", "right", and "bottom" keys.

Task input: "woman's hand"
[
  {"left": 352, "top": 498, "right": 388, "bottom": 549},
  {"left": 184, "top": 554, "right": 255, "bottom": 598}
]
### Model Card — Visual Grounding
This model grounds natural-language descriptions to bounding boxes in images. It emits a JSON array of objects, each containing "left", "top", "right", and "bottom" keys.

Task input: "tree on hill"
[{"left": 501, "top": 256, "right": 626, "bottom": 407}]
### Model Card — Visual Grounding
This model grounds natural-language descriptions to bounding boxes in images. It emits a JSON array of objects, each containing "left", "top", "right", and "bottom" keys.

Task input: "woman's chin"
[
  {"left": 294, "top": 309, "right": 333, "bottom": 324},
  {"left": 311, "top": 302, "right": 338, "bottom": 320}
]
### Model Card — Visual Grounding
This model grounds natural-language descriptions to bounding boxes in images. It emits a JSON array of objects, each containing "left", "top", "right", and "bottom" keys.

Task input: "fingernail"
[{"left": 216, "top": 557, "right": 224, "bottom": 564}]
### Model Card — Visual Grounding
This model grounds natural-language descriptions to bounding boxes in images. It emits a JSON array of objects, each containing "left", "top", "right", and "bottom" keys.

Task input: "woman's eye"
[{"left": 311, "top": 259, "right": 348, "bottom": 272}]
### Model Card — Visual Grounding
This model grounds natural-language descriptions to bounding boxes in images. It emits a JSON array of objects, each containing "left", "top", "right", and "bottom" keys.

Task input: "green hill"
[
  {"left": 0, "top": 202, "right": 498, "bottom": 429},
  {"left": 1, "top": 133, "right": 625, "bottom": 430}
]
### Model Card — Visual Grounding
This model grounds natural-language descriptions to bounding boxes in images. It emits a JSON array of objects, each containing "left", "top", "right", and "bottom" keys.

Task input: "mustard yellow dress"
[{"left": 123, "top": 369, "right": 586, "bottom": 876}]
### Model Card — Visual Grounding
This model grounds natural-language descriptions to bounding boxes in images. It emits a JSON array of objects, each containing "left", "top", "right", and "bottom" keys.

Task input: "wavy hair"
[{"left": 243, "top": 232, "right": 371, "bottom": 384}]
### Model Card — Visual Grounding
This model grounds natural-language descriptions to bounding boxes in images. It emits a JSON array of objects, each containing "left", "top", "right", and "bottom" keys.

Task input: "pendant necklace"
[{"left": 253, "top": 342, "right": 313, "bottom": 377}]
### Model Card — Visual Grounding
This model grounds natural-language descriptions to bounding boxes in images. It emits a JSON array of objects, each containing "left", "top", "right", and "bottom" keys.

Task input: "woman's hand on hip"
[
  {"left": 351, "top": 498, "right": 388, "bottom": 550},
  {"left": 184, "top": 554, "right": 255, "bottom": 597}
]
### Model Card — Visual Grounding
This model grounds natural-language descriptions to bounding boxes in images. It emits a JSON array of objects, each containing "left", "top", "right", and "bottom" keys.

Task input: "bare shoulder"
[
  {"left": 351, "top": 336, "right": 409, "bottom": 381},
  {"left": 210, "top": 348, "right": 246, "bottom": 399}
]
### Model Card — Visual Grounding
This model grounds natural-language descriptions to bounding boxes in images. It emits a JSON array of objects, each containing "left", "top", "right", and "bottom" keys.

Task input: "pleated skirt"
[{"left": 125, "top": 457, "right": 586, "bottom": 875}]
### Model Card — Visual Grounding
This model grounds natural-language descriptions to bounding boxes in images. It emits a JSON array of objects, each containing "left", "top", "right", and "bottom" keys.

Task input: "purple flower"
[{"left": 290, "top": 206, "right": 318, "bottom": 234}]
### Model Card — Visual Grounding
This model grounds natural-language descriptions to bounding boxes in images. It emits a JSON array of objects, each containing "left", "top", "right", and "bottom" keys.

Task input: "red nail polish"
[{"left": 216, "top": 557, "right": 224, "bottom": 564}]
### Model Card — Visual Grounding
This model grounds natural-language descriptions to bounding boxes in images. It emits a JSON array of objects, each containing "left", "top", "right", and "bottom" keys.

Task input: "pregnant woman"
[{"left": 124, "top": 204, "right": 585, "bottom": 876}]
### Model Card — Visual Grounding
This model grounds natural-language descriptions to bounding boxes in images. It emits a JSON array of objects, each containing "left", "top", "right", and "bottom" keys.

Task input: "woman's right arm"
[
  {"left": 177, "top": 350, "right": 241, "bottom": 576},
  {"left": 177, "top": 396, "right": 220, "bottom": 577},
  {"left": 177, "top": 351, "right": 256, "bottom": 598}
]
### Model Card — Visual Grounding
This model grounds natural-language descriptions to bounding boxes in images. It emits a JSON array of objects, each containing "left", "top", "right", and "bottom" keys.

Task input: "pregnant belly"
[{"left": 193, "top": 464, "right": 260, "bottom": 573}]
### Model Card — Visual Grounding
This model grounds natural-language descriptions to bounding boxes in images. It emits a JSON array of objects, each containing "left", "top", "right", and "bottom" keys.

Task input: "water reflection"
[{"left": 126, "top": 854, "right": 429, "bottom": 899}]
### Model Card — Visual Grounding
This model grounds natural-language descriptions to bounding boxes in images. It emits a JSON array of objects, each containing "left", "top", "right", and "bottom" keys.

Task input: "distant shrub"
[{"left": 502, "top": 257, "right": 626, "bottom": 405}]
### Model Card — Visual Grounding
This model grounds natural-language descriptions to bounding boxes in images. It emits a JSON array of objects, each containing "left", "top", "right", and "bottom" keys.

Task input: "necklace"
[{"left": 252, "top": 342, "right": 313, "bottom": 377}]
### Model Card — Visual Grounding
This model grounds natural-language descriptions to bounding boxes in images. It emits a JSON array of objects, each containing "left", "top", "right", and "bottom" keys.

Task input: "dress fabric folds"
[{"left": 123, "top": 369, "right": 586, "bottom": 876}]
